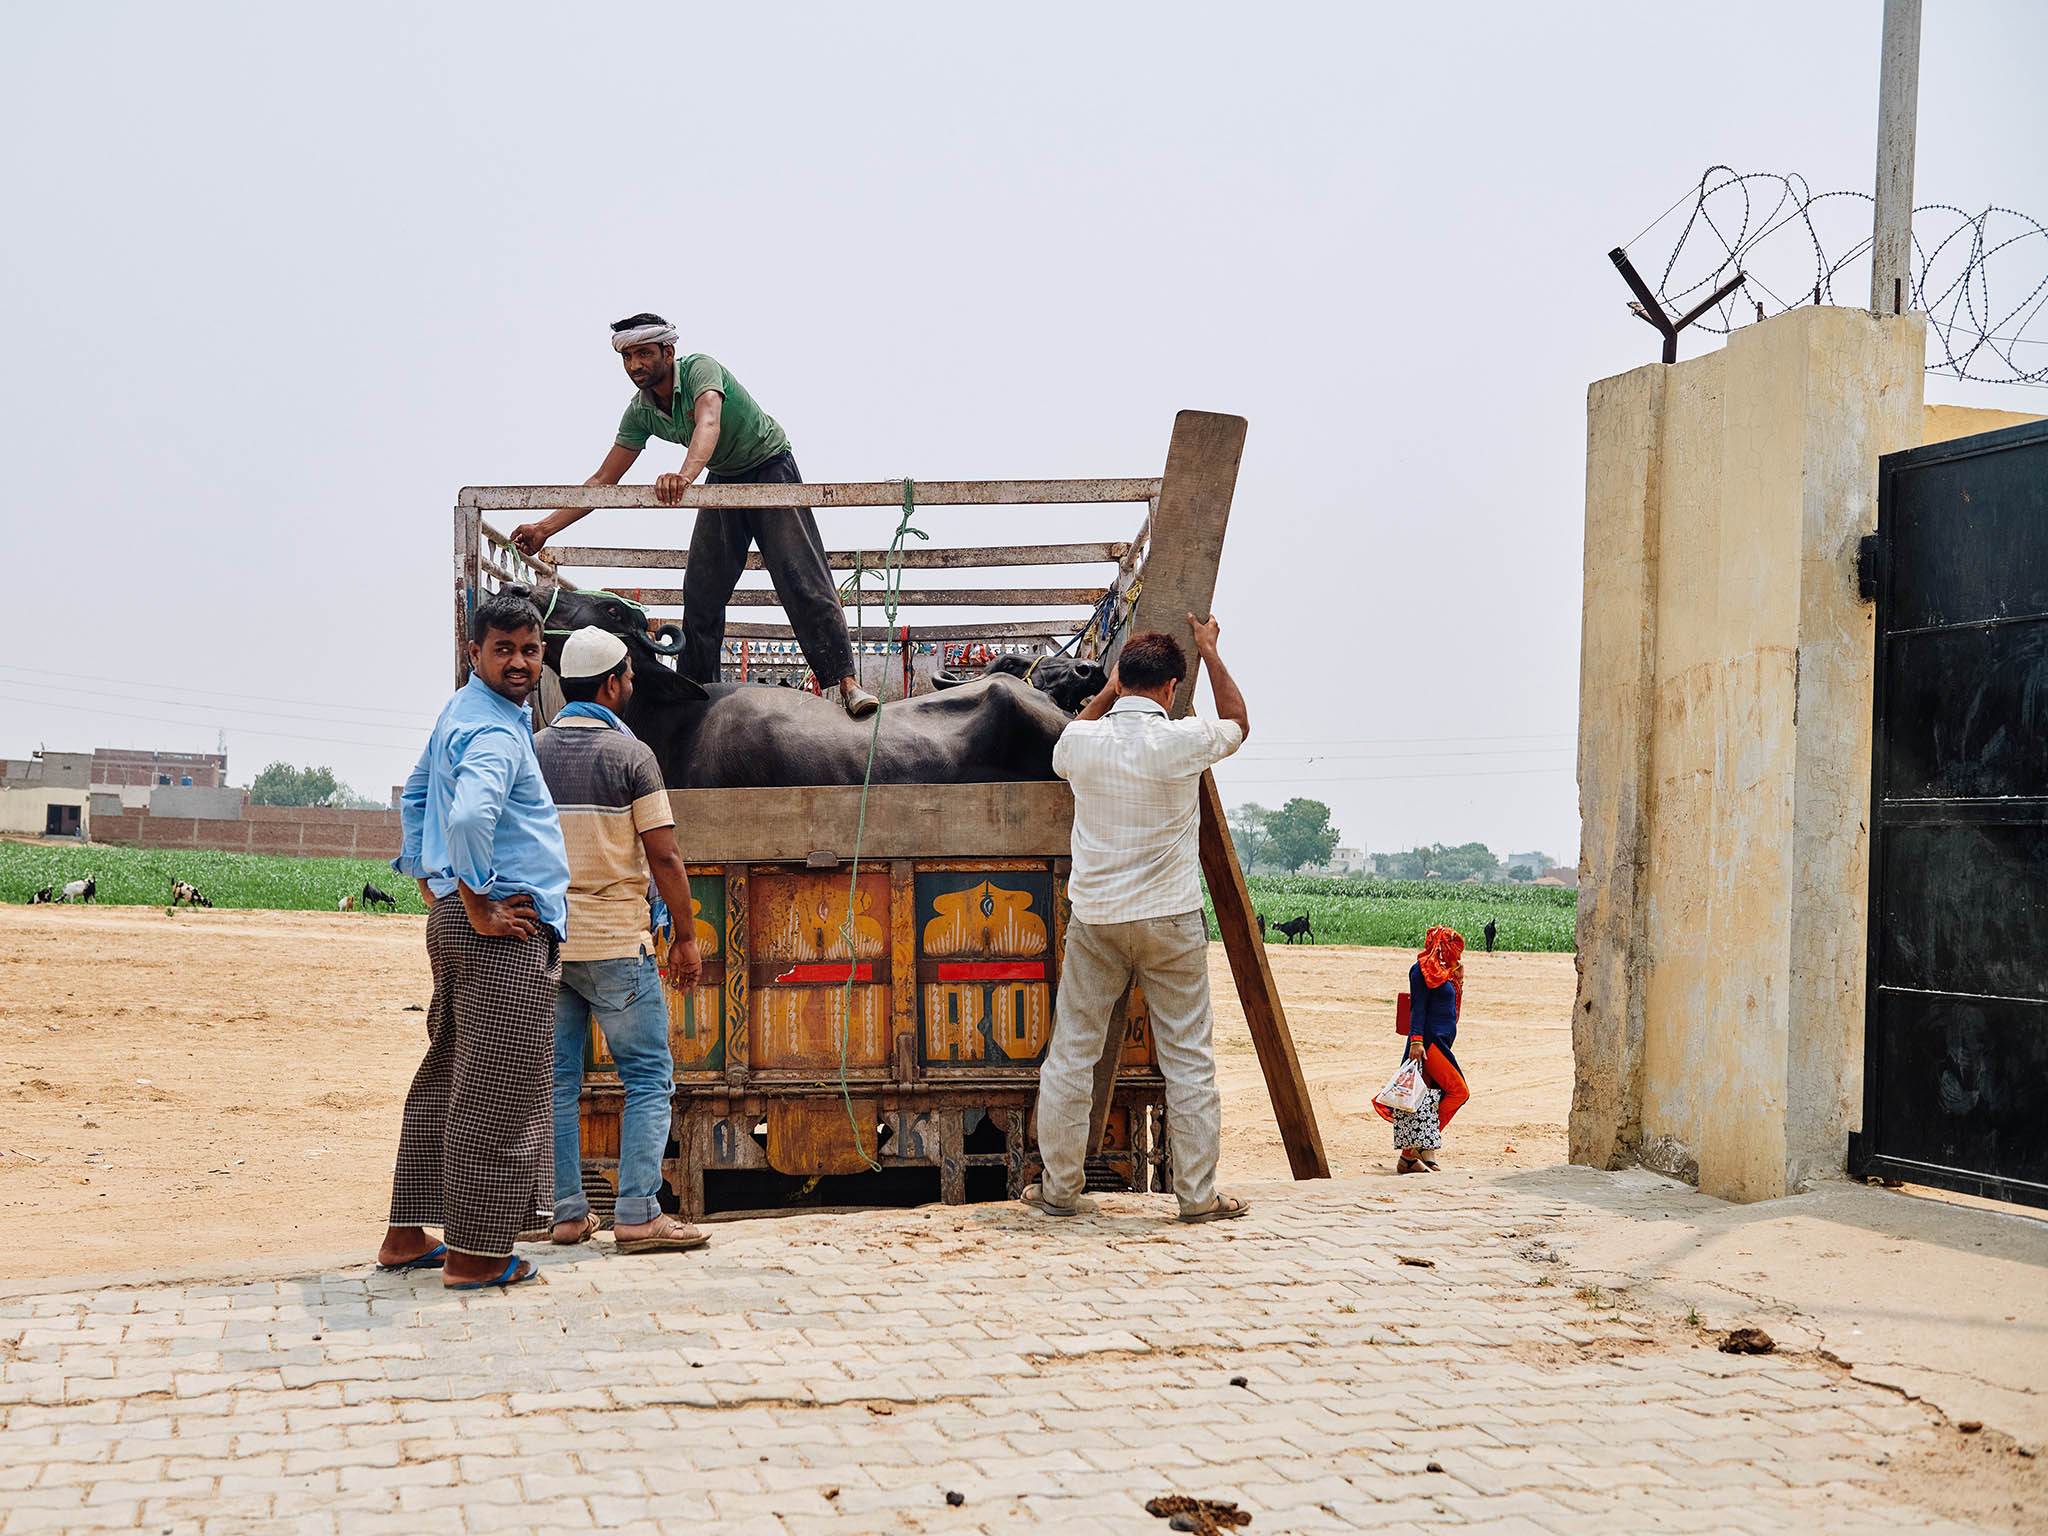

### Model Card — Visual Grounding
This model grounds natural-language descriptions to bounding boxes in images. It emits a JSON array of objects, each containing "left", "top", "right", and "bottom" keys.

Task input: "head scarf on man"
[
  {"left": 1418, "top": 925, "right": 1465, "bottom": 995},
  {"left": 611, "top": 320, "right": 677, "bottom": 352}
]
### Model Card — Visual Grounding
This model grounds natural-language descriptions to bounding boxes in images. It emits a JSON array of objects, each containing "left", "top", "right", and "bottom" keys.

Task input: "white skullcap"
[{"left": 559, "top": 626, "right": 630, "bottom": 680}]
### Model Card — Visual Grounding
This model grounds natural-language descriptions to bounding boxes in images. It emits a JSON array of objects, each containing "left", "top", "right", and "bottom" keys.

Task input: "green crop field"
[
  {"left": 1207, "top": 875, "right": 1577, "bottom": 953},
  {"left": 0, "top": 840, "right": 429, "bottom": 914},
  {"left": 3, "top": 841, "right": 1578, "bottom": 950}
]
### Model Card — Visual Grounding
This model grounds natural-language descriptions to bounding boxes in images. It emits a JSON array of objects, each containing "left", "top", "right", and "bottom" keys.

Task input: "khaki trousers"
[{"left": 1034, "top": 909, "right": 1220, "bottom": 1212}]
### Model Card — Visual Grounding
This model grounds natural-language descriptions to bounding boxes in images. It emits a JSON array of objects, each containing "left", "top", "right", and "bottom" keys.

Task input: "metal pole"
[{"left": 1869, "top": 0, "right": 1922, "bottom": 316}]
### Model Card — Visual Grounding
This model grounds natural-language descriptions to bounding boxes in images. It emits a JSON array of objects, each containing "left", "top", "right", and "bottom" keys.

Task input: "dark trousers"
[{"left": 680, "top": 450, "right": 857, "bottom": 688}]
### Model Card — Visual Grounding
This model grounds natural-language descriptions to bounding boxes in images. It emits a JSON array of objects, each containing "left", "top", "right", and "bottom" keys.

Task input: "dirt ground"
[{"left": 0, "top": 906, "right": 1572, "bottom": 1281}]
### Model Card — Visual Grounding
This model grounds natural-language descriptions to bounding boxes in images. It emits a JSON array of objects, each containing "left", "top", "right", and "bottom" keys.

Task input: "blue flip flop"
[
  {"left": 374, "top": 1243, "right": 446, "bottom": 1273},
  {"left": 446, "top": 1256, "right": 539, "bottom": 1291}
]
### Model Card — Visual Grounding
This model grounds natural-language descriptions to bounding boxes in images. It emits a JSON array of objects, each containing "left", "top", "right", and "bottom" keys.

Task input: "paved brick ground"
[{"left": 0, "top": 1178, "right": 1993, "bottom": 1534}]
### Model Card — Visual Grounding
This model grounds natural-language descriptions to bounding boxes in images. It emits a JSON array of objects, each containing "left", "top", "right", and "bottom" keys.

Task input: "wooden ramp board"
[{"left": 1109, "top": 409, "right": 1330, "bottom": 1180}]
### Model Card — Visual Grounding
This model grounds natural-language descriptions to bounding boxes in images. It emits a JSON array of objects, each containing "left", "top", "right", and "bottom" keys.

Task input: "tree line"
[{"left": 1226, "top": 801, "right": 1554, "bottom": 882}]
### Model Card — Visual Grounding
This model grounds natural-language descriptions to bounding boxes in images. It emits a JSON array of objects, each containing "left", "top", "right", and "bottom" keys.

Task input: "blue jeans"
[{"left": 553, "top": 953, "right": 674, "bottom": 1228}]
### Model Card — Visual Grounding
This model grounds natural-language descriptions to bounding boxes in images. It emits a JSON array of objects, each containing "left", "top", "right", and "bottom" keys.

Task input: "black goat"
[
  {"left": 362, "top": 882, "right": 398, "bottom": 912},
  {"left": 1272, "top": 914, "right": 1314, "bottom": 944}
]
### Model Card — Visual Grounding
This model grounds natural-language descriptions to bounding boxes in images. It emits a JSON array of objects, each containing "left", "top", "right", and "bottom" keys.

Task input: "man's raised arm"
[{"left": 510, "top": 443, "right": 641, "bottom": 556}]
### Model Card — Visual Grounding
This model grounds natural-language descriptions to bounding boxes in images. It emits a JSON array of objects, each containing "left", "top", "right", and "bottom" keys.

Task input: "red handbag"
[{"left": 1395, "top": 991, "right": 1411, "bottom": 1035}]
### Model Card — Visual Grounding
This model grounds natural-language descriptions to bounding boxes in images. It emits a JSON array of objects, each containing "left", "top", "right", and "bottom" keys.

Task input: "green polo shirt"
[{"left": 615, "top": 353, "right": 791, "bottom": 477}]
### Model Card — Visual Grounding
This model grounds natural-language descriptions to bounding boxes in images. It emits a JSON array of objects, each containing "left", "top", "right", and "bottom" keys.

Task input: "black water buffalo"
[
  {"left": 509, "top": 585, "right": 1072, "bottom": 788},
  {"left": 1272, "top": 913, "right": 1314, "bottom": 944},
  {"left": 932, "top": 653, "right": 1107, "bottom": 714}
]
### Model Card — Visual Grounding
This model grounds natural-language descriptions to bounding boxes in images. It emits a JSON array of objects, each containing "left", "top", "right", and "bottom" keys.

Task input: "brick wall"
[{"left": 92, "top": 804, "right": 403, "bottom": 859}]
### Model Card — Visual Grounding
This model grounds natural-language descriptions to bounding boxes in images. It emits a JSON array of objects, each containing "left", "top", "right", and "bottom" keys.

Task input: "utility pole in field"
[{"left": 1869, "top": 0, "right": 1922, "bottom": 317}]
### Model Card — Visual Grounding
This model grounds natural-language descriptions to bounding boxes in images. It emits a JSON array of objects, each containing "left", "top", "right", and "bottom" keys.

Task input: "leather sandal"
[
  {"left": 1177, "top": 1193, "right": 1251, "bottom": 1223},
  {"left": 614, "top": 1216, "right": 709, "bottom": 1254}
]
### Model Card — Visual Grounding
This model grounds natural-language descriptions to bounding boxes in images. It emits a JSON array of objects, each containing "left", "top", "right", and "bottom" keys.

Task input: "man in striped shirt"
[
  {"left": 1026, "top": 615, "right": 1252, "bottom": 1222},
  {"left": 533, "top": 628, "right": 708, "bottom": 1255}
]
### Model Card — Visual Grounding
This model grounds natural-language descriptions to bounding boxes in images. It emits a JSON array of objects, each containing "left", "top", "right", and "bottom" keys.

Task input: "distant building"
[
  {"left": 1539, "top": 865, "right": 1579, "bottom": 888},
  {"left": 1, "top": 751, "right": 93, "bottom": 838},
  {"left": 1504, "top": 851, "right": 1552, "bottom": 880},
  {"left": 92, "top": 747, "right": 228, "bottom": 790},
  {"left": 1307, "top": 845, "right": 1369, "bottom": 876}
]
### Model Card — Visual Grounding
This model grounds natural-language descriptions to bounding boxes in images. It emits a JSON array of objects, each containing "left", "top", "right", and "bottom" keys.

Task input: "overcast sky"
[{"left": 4, "top": 1, "right": 2043, "bottom": 863}]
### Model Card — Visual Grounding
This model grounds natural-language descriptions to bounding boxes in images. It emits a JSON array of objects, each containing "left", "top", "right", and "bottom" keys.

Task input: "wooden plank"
[
  {"left": 666, "top": 783, "right": 1074, "bottom": 862},
  {"left": 1196, "top": 769, "right": 1330, "bottom": 1180},
  {"left": 453, "top": 507, "right": 481, "bottom": 689},
  {"left": 890, "top": 861, "right": 919, "bottom": 1085},
  {"left": 552, "top": 541, "right": 1130, "bottom": 572},
  {"left": 608, "top": 586, "right": 1104, "bottom": 609},
  {"left": 459, "top": 478, "right": 1162, "bottom": 512},
  {"left": 1118, "top": 411, "right": 1248, "bottom": 715},
  {"left": 715, "top": 618, "right": 1072, "bottom": 642}
]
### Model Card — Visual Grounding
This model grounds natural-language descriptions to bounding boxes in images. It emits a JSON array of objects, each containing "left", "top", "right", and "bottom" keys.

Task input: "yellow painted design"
[
  {"left": 922, "top": 881, "right": 1048, "bottom": 957},
  {"left": 757, "top": 874, "right": 888, "bottom": 961},
  {"left": 920, "top": 981, "right": 1049, "bottom": 1062}
]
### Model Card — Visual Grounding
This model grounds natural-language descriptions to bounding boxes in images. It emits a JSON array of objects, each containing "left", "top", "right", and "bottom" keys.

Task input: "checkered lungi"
[{"left": 387, "top": 896, "right": 561, "bottom": 1256}]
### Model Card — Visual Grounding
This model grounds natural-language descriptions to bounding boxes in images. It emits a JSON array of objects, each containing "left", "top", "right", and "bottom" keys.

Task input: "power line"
[
  {"left": 0, "top": 674, "right": 431, "bottom": 737},
  {"left": 1218, "top": 766, "right": 1573, "bottom": 786},
  {"left": 1234, "top": 745, "right": 1575, "bottom": 764},
  {"left": 0, "top": 691, "right": 425, "bottom": 754},
  {"left": 0, "top": 664, "right": 439, "bottom": 725},
  {"left": 1237, "top": 731, "right": 1575, "bottom": 748}
]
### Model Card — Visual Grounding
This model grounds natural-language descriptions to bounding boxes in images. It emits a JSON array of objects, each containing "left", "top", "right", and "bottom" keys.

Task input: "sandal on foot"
[
  {"left": 551, "top": 1213, "right": 603, "bottom": 1246},
  {"left": 844, "top": 686, "right": 881, "bottom": 719},
  {"left": 1396, "top": 1155, "right": 1429, "bottom": 1175},
  {"left": 1178, "top": 1193, "right": 1251, "bottom": 1224},
  {"left": 375, "top": 1243, "right": 446, "bottom": 1273},
  {"left": 1421, "top": 1159, "right": 1441, "bottom": 1172},
  {"left": 615, "top": 1217, "right": 709, "bottom": 1254},
  {"left": 1020, "top": 1182, "right": 1088, "bottom": 1218},
  {"left": 446, "top": 1256, "right": 539, "bottom": 1291}
]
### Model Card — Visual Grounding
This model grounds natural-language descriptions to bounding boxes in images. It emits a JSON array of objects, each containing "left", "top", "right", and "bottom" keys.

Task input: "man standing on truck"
[
  {"left": 509, "top": 314, "right": 880, "bottom": 719},
  {"left": 533, "top": 626, "right": 710, "bottom": 1255}
]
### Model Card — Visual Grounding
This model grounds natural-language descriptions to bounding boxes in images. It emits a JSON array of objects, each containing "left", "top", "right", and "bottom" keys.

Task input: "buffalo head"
[
  {"left": 932, "top": 653, "right": 1107, "bottom": 714},
  {"left": 500, "top": 582, "right": 704, "bottom": 698}
]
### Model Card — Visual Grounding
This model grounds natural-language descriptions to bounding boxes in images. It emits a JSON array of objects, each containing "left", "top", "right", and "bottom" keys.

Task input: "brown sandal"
[
  {"left": 551, "top": 1212, "right": 603, "bottom": 1246},
  {"left": 1177, "top": 1193, "right": 1251, "bottom": 1224},
  {"left": 614, "top": 1216, "right": 710, "bottom": 1254},
  {"left": 1397, "top": 1153, "right": 1431, "bottom": 1174}
]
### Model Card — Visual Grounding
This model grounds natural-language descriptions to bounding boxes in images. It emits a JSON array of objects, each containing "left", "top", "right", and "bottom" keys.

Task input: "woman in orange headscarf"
[{"left": 1375, "top": 925, "right": 1471, "bottom": 1172}]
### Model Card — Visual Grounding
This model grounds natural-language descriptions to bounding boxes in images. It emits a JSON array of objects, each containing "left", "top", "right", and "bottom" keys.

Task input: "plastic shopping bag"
[{"left": 1373, "top": 1057, "right": 1430, "bottom": 1114}]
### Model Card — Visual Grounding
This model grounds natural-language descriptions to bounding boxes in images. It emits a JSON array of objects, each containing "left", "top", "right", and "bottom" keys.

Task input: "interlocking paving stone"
[{"left": 0, "top": 1178, "right": 2005, "bottom": 1534}]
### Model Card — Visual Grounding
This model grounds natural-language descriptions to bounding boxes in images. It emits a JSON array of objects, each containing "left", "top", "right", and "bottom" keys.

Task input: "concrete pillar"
[{"left": 1571, "top": 306, "right": 1925, "bottom": 1202}]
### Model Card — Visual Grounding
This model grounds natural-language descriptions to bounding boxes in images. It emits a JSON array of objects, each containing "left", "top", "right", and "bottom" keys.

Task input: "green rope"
[{"left": 834, "top": 479, "right": 927, "bottom": 1170}]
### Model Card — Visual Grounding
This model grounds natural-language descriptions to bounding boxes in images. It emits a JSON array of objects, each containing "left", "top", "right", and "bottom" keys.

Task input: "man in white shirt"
[{"left": 1025, "top": 615, "right": 1251, "bottom": 1222}]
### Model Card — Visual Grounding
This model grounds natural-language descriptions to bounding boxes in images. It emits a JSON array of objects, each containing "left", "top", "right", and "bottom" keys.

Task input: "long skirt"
[
  {"left": 1374, "top": 1042, "right": 1470, "bottom": 1149},
  {"left": 387, "top": 897, "right": 560, "bottom": 1256},
  {"left": 1390, "top": 1087, "right": 1443, "bottom": 1151}
]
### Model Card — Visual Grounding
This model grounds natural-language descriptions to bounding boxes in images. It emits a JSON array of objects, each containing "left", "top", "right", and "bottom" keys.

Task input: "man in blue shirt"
[{"left": 375, "top": 593, "right": 572, "bottom": 1290}]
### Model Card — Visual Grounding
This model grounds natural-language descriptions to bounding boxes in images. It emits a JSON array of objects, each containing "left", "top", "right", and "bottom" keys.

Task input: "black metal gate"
[{"left": 1852, "top": 418, "right": 2048, "bottom": 1207}]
